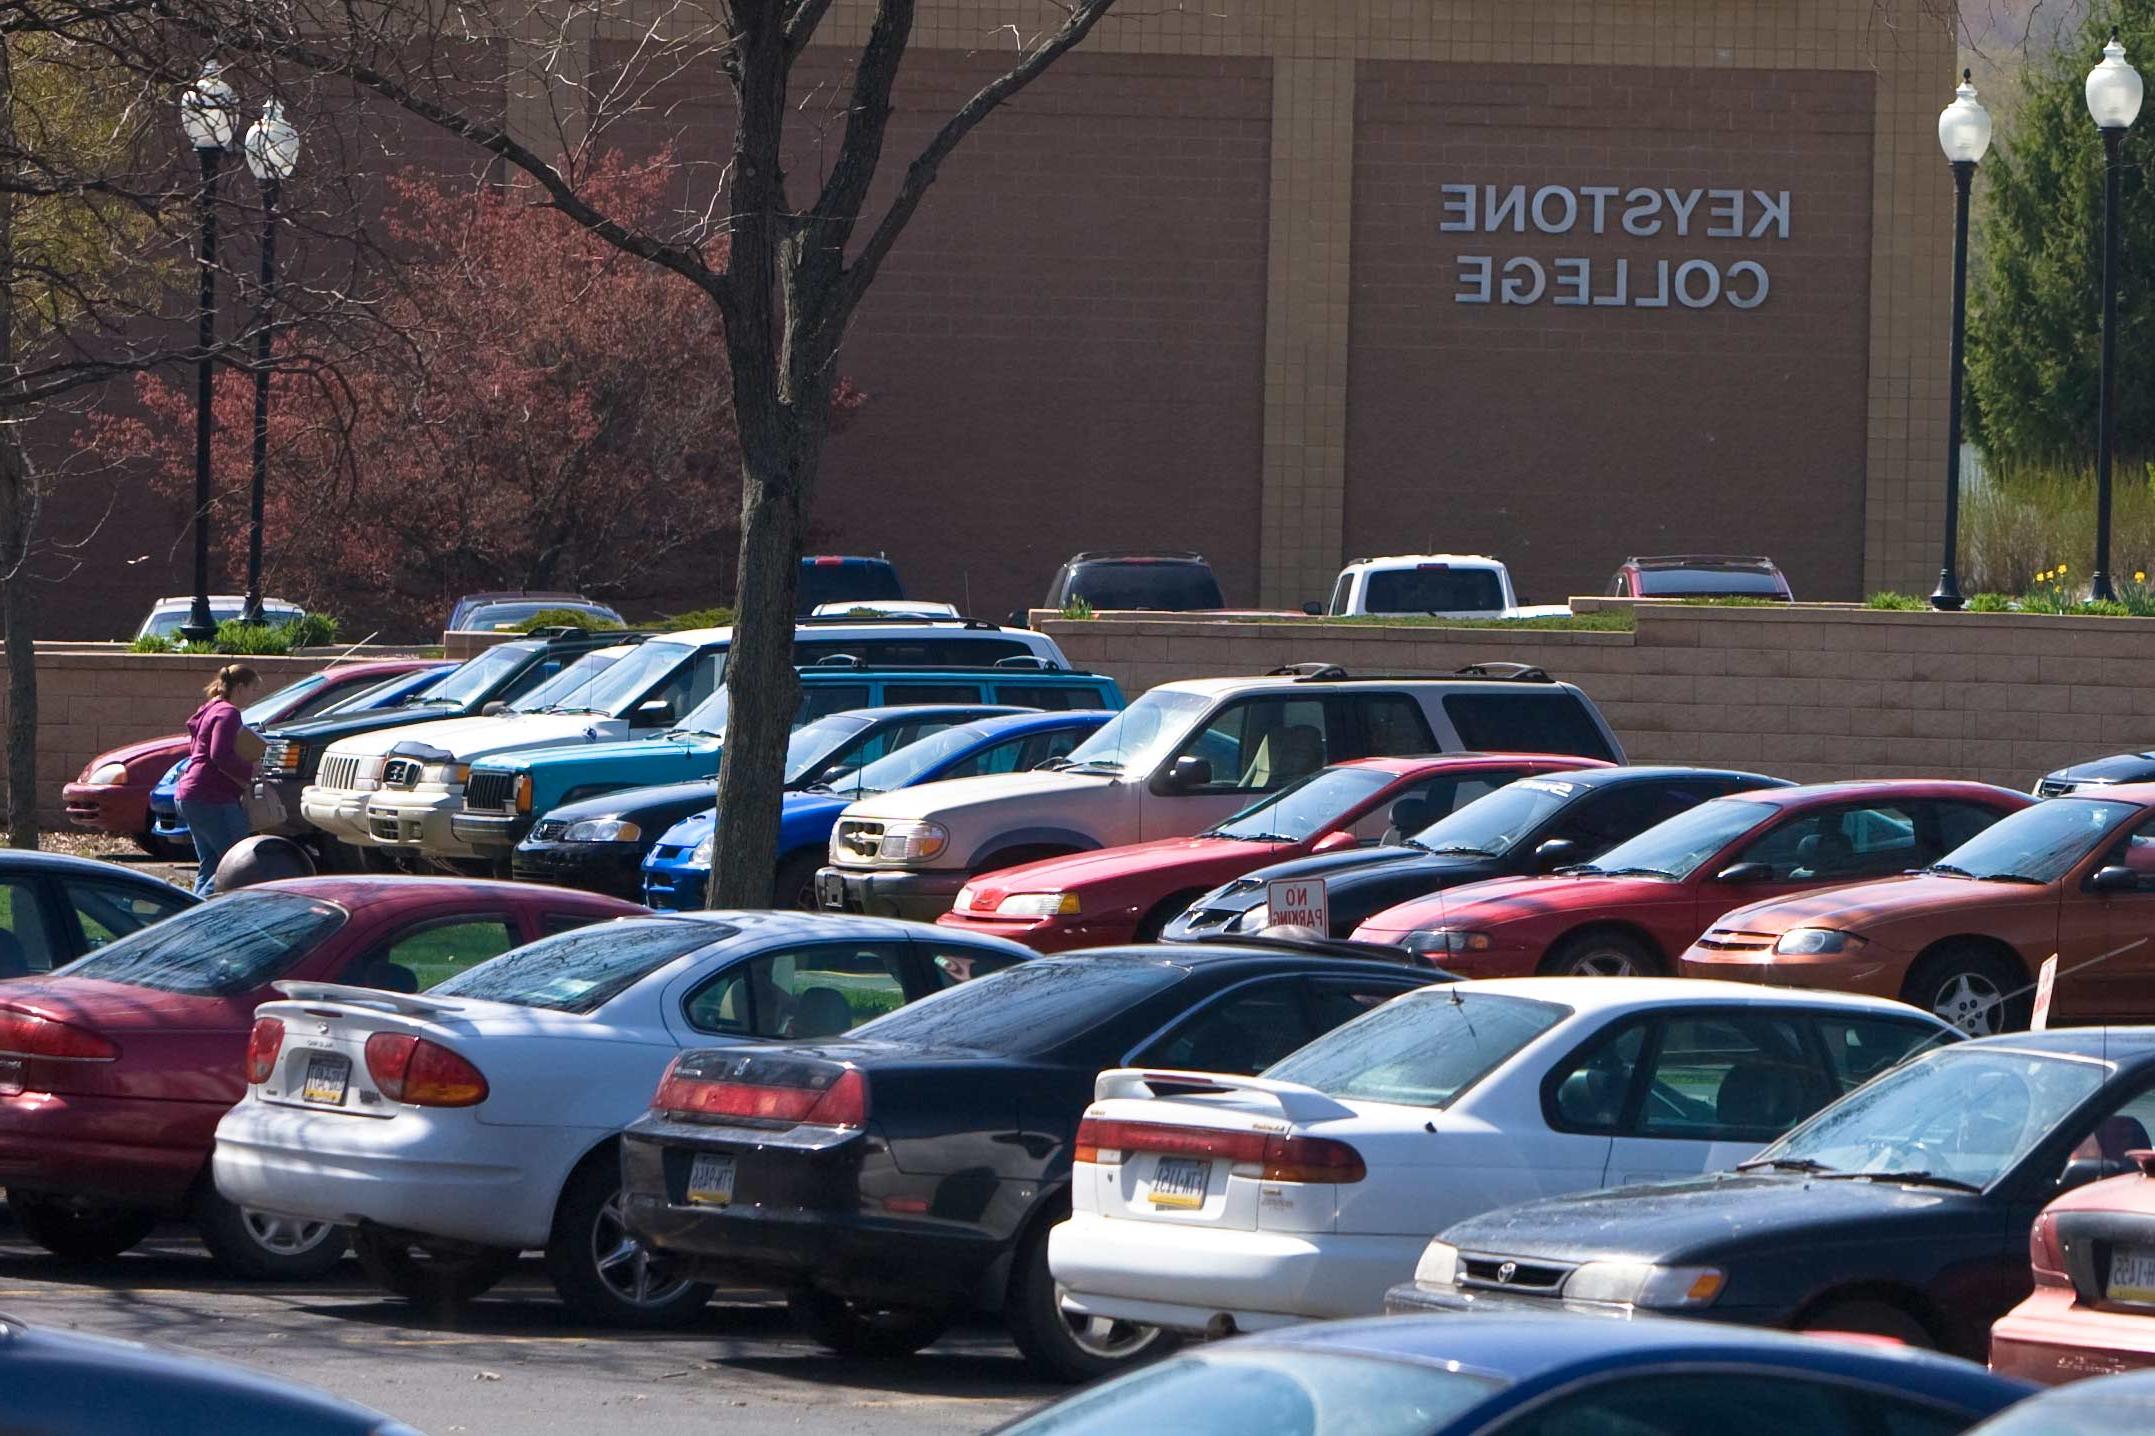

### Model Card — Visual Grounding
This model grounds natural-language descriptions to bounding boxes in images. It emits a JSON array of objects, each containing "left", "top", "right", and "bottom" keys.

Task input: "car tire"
[
  {"left": 1901, "top": 944, "right": 2028, "bottom": 1036},
  {"left": 193, "top": 1188, "right": 347, "bottom": 1281},
  {"left": 785, "top": 1286, "right": 953, "bottom": 1359},
  {"left": 544, "top": 1161, "right": 713, "bottom": 1328},
  {"left": 10, "top": 1195, "right": 156, "bottom": 1263},
  {"left": 1537, "top": 928, "right": 1664, "bottom": 979},
  {"left": 1798, "top": 1297, "right": 1935, "bottom": 1348},
  {"left": 1005, "top": 1220, "right": 1177, "bottom": 1383},
  {"left": 352, "top": 1227, "right": 519, "bottom": 1309},
  {"left": 774, "top": 850, "right": 823, "bottom": 913}
]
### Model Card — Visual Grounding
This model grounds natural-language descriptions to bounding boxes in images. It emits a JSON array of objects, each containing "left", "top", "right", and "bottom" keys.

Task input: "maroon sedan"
[
  {"left": 0, "top": 876, "right": 639, "bottom": 1278},
  {"left": 62, "top": 659, "right": 448, "bottom": 854}
]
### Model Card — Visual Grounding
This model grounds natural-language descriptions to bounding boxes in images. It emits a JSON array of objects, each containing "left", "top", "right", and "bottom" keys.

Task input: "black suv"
[{"left": 1041, "top": 550, "right": 1224, "bottom": 613}]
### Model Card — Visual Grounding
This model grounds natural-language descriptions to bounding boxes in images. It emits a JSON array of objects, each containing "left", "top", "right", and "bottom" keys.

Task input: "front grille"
[
  {"left": 2036, "top": 779, "right": 2075, "bottom": 798},
  {"left": 381, "top": 758, "right": 422, "bottom": 789},
  {"left": 466, "top": 770, "right": 517, "bottom": 814},
  {"left": 833, "top": 819, "right": 885, "bottom": 863},
  {"left": 1459, "top": 1253, "right": 1573, "bottom": 1295},
  {"left": 318, "top": 754, "right": 363, "bottom": 791},
  {"left": 531, "top": 819, "right": 570, "bottom": 842},
  {"left": 1691, "top": 929, "right": 1775, "bottom": 952}
]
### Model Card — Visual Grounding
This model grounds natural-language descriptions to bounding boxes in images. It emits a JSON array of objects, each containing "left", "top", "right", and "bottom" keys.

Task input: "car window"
[
  {"left": 353, "top": 918, "right": 516, "bottom": 992},
  {"left": 540, "top": 909, "right": 614, "bottom": 936},
  {"left": 1734, "top": 803, "right": 1922, "bottom": 882},
  {"left": 55, "top": 891, "right": 346, "bottom": 996},
  {"left": 433, "top": 918, "right": 720, "bottom": 1011},
  {"left": 685, "top": 942, "right": 911, "bottom": 1038},
  {"left": 1487, "top": 1371, "right": 1970, "bottom": 1436},
  {"left": 1355, "top": 695, "right": 1438, "bottom": 758},
  {"left": 882, "top": 684, "right": 982, "bottom": 706},
  {"left": 1134, "top": 979, "right": 1316, "bottom": 1075},
  {"left": 1361, "top": 567, "right": 1505, "bottom": 614},
  {"left": 2063, "top": 1083, "right": 2155, "bottom": 1178},
  {"left": 1813, "top": 1015, "right": 1949, "bottom": 1093},
  {"left": 916, "top": 941, "right": 1030, "bottom": 986},
  {"left": 1934, "top": 800, "right": 2011, "bottom": 853},
  {"left": 997, "top": 684, "right": 1104, "bottom": 711},
  {"left": 1441, "top": 692, "right": 1616, "bottom": 762},
  {"left": 1550, "top": 782, "right": 1705, "bottom": 849},
  {"left": 62, "top": 879, "right": 189, "bottom": 957},
  {"left": 279, "top": 676, "right": 371, "bottom": 723},
  {"left": 940, "top": 735, "right": 1039, "bottom": 781},
  {"left": 632, "top": 651, "right": 722, "bottom": 728},
  {"left": 2096, "top": 812, "right": 2155, "bottom": 892},
  {"left": 1635, "top": 1015, "right": 1824, "bottom": 1142},
  {"left": 1173, "top": 697, "right": 1333, "bottom": 793},
  {"left": 852, "top": 957, "right": 1189, "bottom": 1056},
  {"left": 1068, "top": 562, "right": 1223, "bottom": 611},
  {"left": 1350, "top": 772, "right": 1516, "bottom": 843},
  {"left": 1304, "top": 978, "right": 1412, "bottom": 1033},
  {"left": 1546, "top": 1020, "right": 1648, "bottom": 1132},
  {"left": 0, "top": 879, "right": 58, "bottom": 976},
  {"left": 796, "top": 684, "right": 872, "bottom": 724},
  {"left": 1327, "top": 572, "right": 1353, "bottom": 616},
  {"left": 1267, "top": 990, "right": 1567, "bottom": 1108}
]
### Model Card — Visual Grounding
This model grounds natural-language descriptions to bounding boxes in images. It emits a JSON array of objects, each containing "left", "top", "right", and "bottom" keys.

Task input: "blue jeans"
[{"left": 177, "top": 797, "right": 250, "bottom": 897}]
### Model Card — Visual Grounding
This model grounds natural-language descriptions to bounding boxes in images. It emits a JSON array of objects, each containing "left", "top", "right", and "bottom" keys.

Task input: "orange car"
[
  {"left": 1992, "top": 1144, "right": 2155, "bottom": 1384},
  {"left": 1681, "top": 785, "right": 2155, "bottom": 1034}
]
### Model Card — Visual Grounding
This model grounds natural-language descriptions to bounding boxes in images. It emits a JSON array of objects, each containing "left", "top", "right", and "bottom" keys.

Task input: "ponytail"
[{"left": 203, "top": 663, "right": 260, "bottom": 701}]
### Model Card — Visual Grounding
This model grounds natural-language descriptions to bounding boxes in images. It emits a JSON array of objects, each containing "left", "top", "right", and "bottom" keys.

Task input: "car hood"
[
  {"left": 1359, "top": 872, "right": 1678, "bottom": 933},
  {"left": 322, "top": 713, "right": 632, "bottom": 762},
  {"left": 2047, "top": 752, "right": 2155, "bottom": 786},
  {"left": 544, "top": 779, "right": 719, "bottom": 825},
  {"left": 1440, "top": 1171, "right": 1982, "bottom": 1264},
  {"left": 268, "top": 706, "right": 465, "bottom": 744},
  {"left": 0, "top": 977, "right": 244, "bottom": 1033},
  {"left": 1709, "top": 873, "right": 2052, "bottom": 936},
  {"left": 835, "top": 768, "right": 1114, "bottom": 822},
  {"left": 80, "top": 734, "right": 188, "bottom": 778},
  {"left": 976, "top": 835, "right": 1268, "bottom": 892},
  {"left": 1220, "top": 844, "right": 1435, "bottom": 889},
  {"left": 486, "top": 733, "right": 716, "bottom": 772}
]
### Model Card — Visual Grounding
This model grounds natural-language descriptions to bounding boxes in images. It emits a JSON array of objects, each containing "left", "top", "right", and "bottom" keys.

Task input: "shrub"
[
  {"left": 212, "top": 620, "right": 292, "bottom": 656},
  {"left": 283, "top": 612, "right": 340, "bottom": 648},
  {"left": 1058, "top": 596, "right": 1095, "bottom": 620},
  {"left": 1966, "top": 592, "right": 2015, "bottom": 612},
  {"left": 1961, "top": 467, "right": 2155, "bottom": 594},
  {"left": 1864, "top": 591, "right": 1928, "bottom": 610},
  {"left": 660, "top": 607, "right": 734, "bottom": 631},
  {"left": 130, "top": 634, "right": 174, "bottom": 653},
  {"left": 512, "top": 607, "right": 628, "bottom": 634}
]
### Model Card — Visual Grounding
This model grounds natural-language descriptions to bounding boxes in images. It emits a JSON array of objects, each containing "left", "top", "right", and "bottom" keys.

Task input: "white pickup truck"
[{"left": 1322, "top": 554, "right": 1571, "bottom": 620}]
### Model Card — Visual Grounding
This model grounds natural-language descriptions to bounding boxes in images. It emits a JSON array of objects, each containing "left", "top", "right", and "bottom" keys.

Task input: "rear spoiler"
[
  {"left": 1093, "top": 1068, "right": 1355, "bottom": 1122},
  {"left": 269, "top": 981, "right": 466, "bottom": 1017}
]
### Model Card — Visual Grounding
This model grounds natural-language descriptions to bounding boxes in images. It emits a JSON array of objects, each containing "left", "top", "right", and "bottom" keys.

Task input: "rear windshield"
[
  {"left": 850, "top": 958, "right": 1186, "bottom": 1055},
  {"left": 1443, "top": 692, "right": 1615, "bottom": 762},
  {"left": 799, "top": 561, "right": 904, "bottom": 612},
  {"left": 429, "top": 918, "right": 727, "bottom": 1013},
  {"left": 55, "top": 891, "right": 347, "bottom": 996},
  {"left": 1264, "top": 990, "right": 1567, "bottom": 1108},
  {"left": 1066, "top": 562, "right": 1223, "bottom": 611},
  {"left": 1636, "top": 568, "right": 1785, "bottom": 596},
  {"left": 1362, "top": 567, "right": 1505, "bottom": 614}
]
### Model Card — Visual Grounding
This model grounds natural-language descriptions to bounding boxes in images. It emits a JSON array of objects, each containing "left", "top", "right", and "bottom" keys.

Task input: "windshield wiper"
[
  {"left": 1426, "top": 844, "right": 1494, "bottom": 857},
  {"left": 1224, "top": 831, "right": 1297, "bottom": 843},
  {"left": 1926, "top": 863, "right": 1976, "bottom": 878},
  {"left": 1735, "top": 1155, "right": 1836, "bottom": 1175},
  {"left": 1816, "top": 1170, "right": 1982, "bottom": 1194},
  {"left": 1033, "top": 757, "right": 1076, "bottom": 772},
  {"left": 1069, "top": 758, "right": 1123, "bottom": 773},
  {"left": 1589, "top": 866, "right": 1675, "bottom": 879},
  {"left": 1976, "top": 873, "right": 2048, "bottom": 885}
]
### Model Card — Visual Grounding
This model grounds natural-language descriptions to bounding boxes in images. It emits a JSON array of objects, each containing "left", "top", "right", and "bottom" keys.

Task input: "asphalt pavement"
[{"left": 0, "top": 1229, "right": 1060, "bottom": 1435}]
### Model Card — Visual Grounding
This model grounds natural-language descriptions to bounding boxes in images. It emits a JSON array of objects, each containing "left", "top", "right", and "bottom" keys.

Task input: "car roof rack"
[
  {"left": 1066, "top": 549, "right": 1209, "bottom": 564},
  {"left": 794, "top": 615, "right": 1006, "bottom": 630},
  {"left": 795, "top": 657, "right": 1086, "bottom": 675},
  {"left": 1453, "top": 661, "right": 1553, "bottom": 682},
  {"left": 525, "top": 626, "right": 653, "bottom": 643},
  {"left": 1625, "top": 554, "right": 1777, "bottom": 568},
  {"left": 1181, "top": 931, "right": 1443, "bottom": 970},
  {"left": 1262, "top": 661, "right": 1556, "bottom": 684}
]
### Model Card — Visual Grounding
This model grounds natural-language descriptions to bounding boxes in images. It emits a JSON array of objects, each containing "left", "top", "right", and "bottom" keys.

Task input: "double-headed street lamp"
[
  {"left": 1932, "top": 71, "right": 1992, "bottom": 612},
  {"left": 2086, "top": 29, "right": 2143, "bottom": 604},
  {"left": 176, "top": 61, "right": 238, "bottom": 645},
  {"left": 241, "top": 101, "right": 301, "bottom": 626}
]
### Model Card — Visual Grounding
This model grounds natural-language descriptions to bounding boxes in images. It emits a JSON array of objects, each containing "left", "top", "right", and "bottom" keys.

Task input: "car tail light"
[
  {"left": 2029, "top": 1211, "right": 2069, "bottom": 1289},
  {"left": 1074, "top": 1119, "right": 1364, "bottom": 1183},
  {"left": 364, "top": 1033, "right": 488, "bottom": 1107},
  {"left": 0, "top": 1007, "right": 119, "bottom": 1062},
  {"left": 244, "top": 1018, "right": 285, "bottom": 1084},
  {"left": 653, "top": 1061, "right": 867, "bottom": 1129}
]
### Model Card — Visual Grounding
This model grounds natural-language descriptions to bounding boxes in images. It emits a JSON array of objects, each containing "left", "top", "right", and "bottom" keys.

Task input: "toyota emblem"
[{"left": 1496, "top": 1261, "right": 1518, "bottom": 1285}]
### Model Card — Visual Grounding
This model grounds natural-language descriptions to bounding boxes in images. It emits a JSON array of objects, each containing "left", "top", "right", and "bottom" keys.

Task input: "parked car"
[
  {"left": 938, "top": 753, "right": 1612, "bottom": 952},
  {"left": 619, "top": 939, "right": 1443, "bottom": 1380},
  {"left": 0, "top": 850, "right": 193, "bottom": 976},
  {"left": 817, "top": 664, "right": 1623, "bottom": 923},
  {"left": 468, "top": 662, "right": 1120, "bottom": 871},
  {"left": 1165, "top": 766, "right": 1782, "bottom": 941},
  {"left": 1042, "top": 550, "right": 1225, "bottom": 613},
  {"left": 641, "top": 711, "right": 1113, "bottom": 911},
  {"left": 0, "top": 877, "right": 638, "bottom": 1279},
  {"left": 810, "top": 600, "right": 957, "bottom": 620},
  {"left": 1351, "top": 780, "right": 2032, "bottom": 977},
  {"left": 797, "top": 555, "right": 904, "bottom": 616},
  {"left": 134, "top": 594, "right": 305, "bottom": 641},
  {"left": 64, "top": 658, "right": 449, "bottom": 855},
  {"left": 1051, "top": 978, "right": 1953, "bottom": 1336},
  {"left": 0, "top": 1313, "right": 422, "bottom": 1435},
  {"left": 1681, "top": 787, "right": 2155, "bottom": 1033},
  {"left": 1990, "top": 1149, "right": 2155, "bottom": 1383},
  {"left": 1607, "top": 554, "right": 1794, "bottom": 601},
  {"left": 1386, "top": 1029, "right": 2155, "bottom": 1360},
  {"left": 1321, "top": 554, "right": 1568, "bottom": 620},
  {"left": 445, "top": 590, "right": 624, "bottom": 632},
  {"left": 1966, "top": 1369, "right": 2155, "bottom": 1434},
  {"left": 2035, "top": 751, "right": 2155, "bottom": 797},
  {"left": 215, "top": 911, "right": 1032, "bottom": 1326},
  {"left": 990, "top": 1314, "right": 2032, "bottom": 1436}
]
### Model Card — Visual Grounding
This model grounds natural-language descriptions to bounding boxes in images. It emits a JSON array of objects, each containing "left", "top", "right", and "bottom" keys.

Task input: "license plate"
[
  {"left": 300, "top": 1053, "right": 350, "bottom": 1106},
  {"left": 815, "top": 872, "right": 846, "bottom": 910},
  {"left": 1148, "top": 1156, "right": 1210, "bottom": 1209},
  {"left": 686, "top": 1152, "right": 736, "bottom": 1208},
  {"left": 2108, "top": 1244, "right": 2155, "bottom": 1304}
]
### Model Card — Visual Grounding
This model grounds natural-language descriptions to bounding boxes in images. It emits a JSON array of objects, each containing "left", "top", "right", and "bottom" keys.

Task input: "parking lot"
[{"left": 0, "top": 1227, "right": 1053, "bottom": 1435}]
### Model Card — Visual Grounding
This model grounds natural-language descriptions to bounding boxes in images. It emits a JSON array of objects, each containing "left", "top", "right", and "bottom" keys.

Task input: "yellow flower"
[
  {"left": 2059, "top": 563, "right": 2069, "bottom": 573},
  {"left": 2137, "top": 571, "right": 2147, "bottom": 583}
]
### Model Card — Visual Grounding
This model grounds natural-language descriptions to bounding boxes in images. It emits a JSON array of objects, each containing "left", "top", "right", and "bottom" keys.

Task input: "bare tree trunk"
[{"left": 0, "top": 39, "right": 34, "bottom": 851}]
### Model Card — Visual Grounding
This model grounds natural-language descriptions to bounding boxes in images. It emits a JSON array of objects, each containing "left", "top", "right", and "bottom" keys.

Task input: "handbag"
[{"left": 241, "top": 779, "right": 287, "bottom": 833}]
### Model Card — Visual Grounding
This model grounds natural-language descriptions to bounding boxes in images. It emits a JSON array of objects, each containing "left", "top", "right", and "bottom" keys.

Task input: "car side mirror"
[
  {"left": 1714, "top": 861, "right": 1774, "bottom": 884},
  {"left": 1163, "top": 756, "right": 1212, "bottom": 793},
  {"left": 1534, "top": 838, "right": 1580, "bottom": 873},
  {"left": 1301, "top": 600, "right": 1323, "bottom": 616},
  {"left": 480, "top": 700, "right": 509, "bottom": 716},
  {"left": 1312, "top": 830, "right": 1358, "bottom": 854},
  {"left": 2090, "top": 865, "right": 2140, "bottom": 893}
]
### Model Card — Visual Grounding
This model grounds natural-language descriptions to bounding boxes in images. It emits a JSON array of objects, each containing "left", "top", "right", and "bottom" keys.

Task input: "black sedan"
[
  {"left": 2034, "top": 750, "right": 2155, "bottom": 797},
  {"left": 1163, "top": 766, "right": 1785, "bottom": 940},
  {"left": 620, "top": 940, "right": 1442, "bottom": 1381},
  {"left": 1387, "top": 1029, "right": 2155, "bottom": 1361}
]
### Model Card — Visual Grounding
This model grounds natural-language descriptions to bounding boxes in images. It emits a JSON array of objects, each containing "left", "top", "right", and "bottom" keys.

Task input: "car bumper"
[
  {"left": 62, "top": 784, "right": 150, "bottom": 838},
  {"left": 361, "top": 790, "right": 471, "bottom": 856},
  {"left": 1989, "top": 1287, "right": 2155, "bottom": 1385},
  {"left": 512, "top": 840, "right": 647, "bottom": 899},
  {"left": 1382, "top": 1280, "right": 1778, "bottom": 1329},
  {"left": 0, "top": 1091, "right": 224, "bottom": 1211},
  {"left": 642, "top": 860, "right": 708, "bottom": 912},
  {"left": 213, "top": 1102, "right": 591, "bottom": 1250},
  {"left": 446, "top": 809, "right": 531, "bottom": 854},
  {"left": 300, "top": 787, "right": 377, "bottom": 844},
  {"left": 1049, "top": 1211, "right": 1424, "bottom": 1332},
  {"left": 932, "top": 911, "right": 1133, "bottom": 954},
  {"left": 1676, "top": 947, "right": 1906, "bottom": 1000},
  {"left": 815, "top": 866, "right": 968, "bottom": 922}
]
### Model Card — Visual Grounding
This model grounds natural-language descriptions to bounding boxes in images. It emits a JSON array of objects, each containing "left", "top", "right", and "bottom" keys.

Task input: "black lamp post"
[
  {"left": 176, "top": 61, "right": 237, "bottom": 645},
  {"left": 240, "top": 100, "right": 299, "bottom": 626},
  {"left": 1932, "top": 71, "right": 1992, "bottom": 611},
  {"left": 2086, "top": 29, "right": 2143, "bottom": 604}
]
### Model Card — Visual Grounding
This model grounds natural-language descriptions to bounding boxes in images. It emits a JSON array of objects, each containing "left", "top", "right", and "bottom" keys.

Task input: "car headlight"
[
  {"left": 1413, "top": 1240, "right": 1460, "bottom": 1287},
  {"left": 1232, "top": 903, "right": 1272, "bottom": 933},
  {"left": 1405, "top": 928, "right": 1494, "bottom": 957},
  {"left": 996, "top": 891, "right": 1080, "bottom": 919},
  {"left": 87, "top": 761, "right": 129, "bottom": 786},
  {"left": 691, "top": 835, "right": 713, "bottom": 865},
  {"left": 1564, "top": 1261, "right": 1725, "bottom": 1309},
  {"left": 1773, "top": 927, "right": 1861, "bottom": 956},
  {"left": 875, "top": 820, "right": 949, "bottom": 864},
  {"left": 564, "top": 818, "right": 641, "bottom": 843},
  {"left": 266, "top": 743, "right": 305, "bottom": 776},
  {"left": 421, "top": 762, "right": 469, "bottom": 786}
]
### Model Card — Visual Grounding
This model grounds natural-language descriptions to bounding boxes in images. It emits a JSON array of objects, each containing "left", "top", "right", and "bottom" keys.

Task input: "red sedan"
[
  {"left": 0, "top": 876, "right": 639, "bottom": 1279},
  {"left": 934, "top": 752, "right": 1611, "bottom": 952},
  {"left": 62, "top": 659, "right": 448, "bottom": 853},
  {"left": 1350, "top": 780, "right": 2033, "bottom": 976},
  {"left": 1993, "top": 1142, "right": 2155, "bottom": 1383}
]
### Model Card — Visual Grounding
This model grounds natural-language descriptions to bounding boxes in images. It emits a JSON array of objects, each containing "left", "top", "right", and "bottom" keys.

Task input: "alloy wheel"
[
  {"left": 1056, "top": 1281, "right": 1160, "bottom": 1360},
  {"left": 590, "top": 1193, "right": 697, "bottom": 1308},
  {"left": 1569, "top": 949, "right": 1643, "bottom": 978},
  {"left": 1930, "top": 972, "right": 2004, "bottom": 1036},
  {"left": 242, "top": 1208, "right": 339, "bottom": 1257}
]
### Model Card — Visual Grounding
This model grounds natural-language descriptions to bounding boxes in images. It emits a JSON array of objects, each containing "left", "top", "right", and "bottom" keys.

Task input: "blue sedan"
[
  {"left": 993, "top": 1315, "right": 2033, "bottom": 1436},
  {"left": 641, "top": 709, "right": 1111, "bottom": 910}
]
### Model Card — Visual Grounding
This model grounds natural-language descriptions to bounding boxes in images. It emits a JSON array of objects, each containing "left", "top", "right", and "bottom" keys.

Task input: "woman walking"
[{"left": 176, "top": 663, "right": 258, "bottom": 896}]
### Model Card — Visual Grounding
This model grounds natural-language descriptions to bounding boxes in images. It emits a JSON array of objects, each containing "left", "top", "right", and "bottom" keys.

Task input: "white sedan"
[
  {"left": 1049, "top": 977, "right": 1954, "bottom": 1336},
  {"left": 213, "top": 911, "right": 1030, "bottom": 1326}
]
